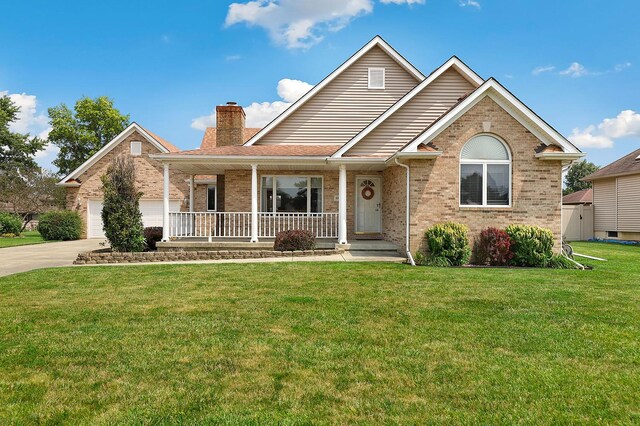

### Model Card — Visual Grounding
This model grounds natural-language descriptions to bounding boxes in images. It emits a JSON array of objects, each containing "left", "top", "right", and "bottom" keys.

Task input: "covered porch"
[{"left": 151, "top": 150, "right": 408, "bottom": 250}]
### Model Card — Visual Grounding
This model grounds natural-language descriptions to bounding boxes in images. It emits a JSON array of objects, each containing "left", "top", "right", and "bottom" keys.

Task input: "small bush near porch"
[{"left": 0, "top": 242, "right": 638, "bottom": 423}]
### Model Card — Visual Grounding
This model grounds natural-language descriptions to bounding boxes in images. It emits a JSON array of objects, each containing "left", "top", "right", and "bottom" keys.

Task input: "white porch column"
[
  {"left": 338, "top": 164, "right": 348, "bottom": 245},
  {"left": 250, "top": 164, "right": 259, "bottom": 243},
  {"left": 189, "top": 175, "right": 195, "bottom": 212},
  {"left": 162, "top": 163, "right": 170, "bottom": 242}
]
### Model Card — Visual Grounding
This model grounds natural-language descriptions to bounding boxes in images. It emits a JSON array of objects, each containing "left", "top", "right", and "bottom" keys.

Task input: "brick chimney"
[{"left": 216, "top": 102, "right": 246, "bottom": 147}]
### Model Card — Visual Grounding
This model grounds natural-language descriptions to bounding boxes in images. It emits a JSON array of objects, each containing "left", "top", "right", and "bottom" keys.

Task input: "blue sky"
[{"left": 2, "top": 0, "right": 639, "bottom": 172}]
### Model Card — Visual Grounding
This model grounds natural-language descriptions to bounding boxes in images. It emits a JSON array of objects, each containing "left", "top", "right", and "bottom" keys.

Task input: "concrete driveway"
[{"left": 0, "top": 239, "right": 105, "bottom": 277}]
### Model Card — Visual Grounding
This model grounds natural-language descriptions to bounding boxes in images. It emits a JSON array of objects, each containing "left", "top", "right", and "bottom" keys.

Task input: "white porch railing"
[
  {"left": 169, "top": 212, "right": 251, "bottom": 239},
  {"left": 258, "top": 212, "right": 338, "bottom": 238},
  {"left": 168, "top": 212, "right": 339, "bottom": 239}
]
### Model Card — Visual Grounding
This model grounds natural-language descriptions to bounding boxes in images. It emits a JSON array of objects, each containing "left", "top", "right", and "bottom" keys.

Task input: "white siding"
[
  {"left": 593, "top": 178, "right": 617, "bottom": 232},
  {"left": 617, "top": 174, "right": 640, "bottom": 232},
  {"left": 345, "top": 69, "right": 476, "bottom": 157},
  {"left": 257, "top": 46, "right": 419, "bottom": 146}
]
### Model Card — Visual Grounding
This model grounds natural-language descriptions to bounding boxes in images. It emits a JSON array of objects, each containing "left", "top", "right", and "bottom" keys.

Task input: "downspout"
[{"left": 395, "top": 157, "right": 416, "bottom": 266}]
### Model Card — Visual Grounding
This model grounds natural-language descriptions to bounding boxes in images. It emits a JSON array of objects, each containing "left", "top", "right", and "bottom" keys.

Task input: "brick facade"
[
  {"left": 66, "top": 131, "right": 190, "bottom": 238},
  {"left": 406, "top": 97, "right": 563, "bottom": 253},
  {"left": 382, "top": 166, "right": 406, "bottom": 249}
]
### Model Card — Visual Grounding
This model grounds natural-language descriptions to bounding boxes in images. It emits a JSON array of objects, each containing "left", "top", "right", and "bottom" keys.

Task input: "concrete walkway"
[
  {"left": 0, "top": 239, "right": 105, "bottom": 277},
  {"left": 0, "top": 241, "right": 406, "bottom": 277},
  {"left": 73, "top": 250, "right": 407, "bottom": 269}
]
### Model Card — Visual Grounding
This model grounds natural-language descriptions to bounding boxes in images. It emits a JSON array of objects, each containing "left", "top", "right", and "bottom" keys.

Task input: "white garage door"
[{"left": 87, "top": 199, "right": 180, "bottom": 238}]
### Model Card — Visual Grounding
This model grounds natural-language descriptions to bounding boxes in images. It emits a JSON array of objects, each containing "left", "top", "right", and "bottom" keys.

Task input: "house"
[
  {"left": 583, "top": 148, "right": 640, "bottom": 241},
  {"left": 562, "top": 189, "right": 593, "bottom": 205},
  {"left": 59, "top": 36, "right": 584, "bottom": 255}
]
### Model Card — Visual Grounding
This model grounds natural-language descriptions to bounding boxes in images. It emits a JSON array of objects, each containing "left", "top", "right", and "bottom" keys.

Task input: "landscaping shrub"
[
  {"left": 101, "top": 155, "right": 145, "bottom": 252},
  {"left": 424, "top": 222, "right": 471, "bottom": 266},
  {"left": 144, "top": 227, "right": 163, "bottom": 251},
  {"left": 505, "top": 224, "right": 554, "bottom": 267},
  {"left": 0, "top": 212, "right": 22, "bottom": 236},
  {"left": 274, "top": 230, "right": 316, "bottom": 251},
  {"left": 38, "top": 211, "right": 82, "bottom": 241},
  {"left": 473, "top": 227, "right": 513, "bottom": 266}
]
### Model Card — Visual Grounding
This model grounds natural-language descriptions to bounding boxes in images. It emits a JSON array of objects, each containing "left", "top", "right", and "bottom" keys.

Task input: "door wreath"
[{"left": 361, "top": 181, "right": 375, "bottom": 200}]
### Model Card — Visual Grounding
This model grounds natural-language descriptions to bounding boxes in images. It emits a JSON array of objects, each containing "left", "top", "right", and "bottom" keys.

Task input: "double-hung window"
[
  {"left": 261, "top": 176, "right": 323, "bottom": 213},
  {"left": 460, "top": 135, "right": 511, "bottom": 207}
]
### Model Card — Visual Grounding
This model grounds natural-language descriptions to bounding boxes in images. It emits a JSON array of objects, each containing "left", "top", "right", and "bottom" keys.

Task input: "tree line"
[{"left": 0, "top": 95, "right": 129, "bottom": 229}]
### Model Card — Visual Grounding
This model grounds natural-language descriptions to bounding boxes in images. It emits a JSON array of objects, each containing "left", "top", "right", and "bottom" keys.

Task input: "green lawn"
[
  {"left": 0, "top": 242, "right": 638, "bottom": 424},
  {"left": 0, "top": 231, "right": 49, "bottom": 248}
]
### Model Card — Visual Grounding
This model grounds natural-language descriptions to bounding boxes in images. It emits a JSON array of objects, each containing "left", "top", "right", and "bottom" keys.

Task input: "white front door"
[{"left": 355, "top": 177, "right": 382, "bottom": 234}]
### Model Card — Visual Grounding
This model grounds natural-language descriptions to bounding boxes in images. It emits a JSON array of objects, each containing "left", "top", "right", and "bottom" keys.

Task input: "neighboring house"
[
  {"left": 561, "top": 189, "right": 594, "bottom": 241},
  {"left": 59, "top": 36, "right": 584, "bottom": 254},
  {"left": 583, "top": 148, "right": 640, "bottom": 241},
  {"left": 562, "top": 189, "right": 593, "bottom": 205},
  {"left": 0, "top": 203, "right": 39, "bottom": 231}
]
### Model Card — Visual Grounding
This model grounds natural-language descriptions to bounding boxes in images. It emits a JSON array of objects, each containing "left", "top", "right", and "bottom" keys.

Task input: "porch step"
[
  {"left": 354, "top": 234, "right": 384, "bottom": 240},
  {"left": 347, "top": 240, "right": 398, "bottom": 252}
]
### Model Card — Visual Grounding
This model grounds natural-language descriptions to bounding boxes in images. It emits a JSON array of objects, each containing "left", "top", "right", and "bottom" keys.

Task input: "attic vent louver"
[{"left": 368, "top": 67, "right": 385, "bottom": 89}]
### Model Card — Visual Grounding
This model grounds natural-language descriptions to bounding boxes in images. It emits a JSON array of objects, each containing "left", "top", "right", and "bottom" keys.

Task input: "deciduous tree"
[
  {"left": 0, "top": 169, "right": 66, "bottom": 231},
  {"left": 0, "top": 95, "right": 45, "bottom": 174},
  {"left": 564, "top": 160, "right": 600, "bottom": 195},
  {"left": 48, "top": 96, "right": 130, "bottom": 176}
]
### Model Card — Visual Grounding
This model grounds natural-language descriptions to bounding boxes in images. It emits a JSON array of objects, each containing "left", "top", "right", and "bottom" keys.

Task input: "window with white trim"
[
  {"left": 460, "top": 135, "right": 511, "bottom": 207},
  {"left": 368, "top": 67, "right": 385, "bottom": 89},
  {"left": 207, "top": 185, "right": 217, "bottom": 211},
  {"left": 261, "top": 176, "right": 323, "bottom": 213},
  {"left": 130, "top": 141, "right": 142, "bottom": 156}
]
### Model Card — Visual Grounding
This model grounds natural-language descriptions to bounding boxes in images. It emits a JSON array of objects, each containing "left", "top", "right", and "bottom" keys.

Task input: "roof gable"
[
  {"left": 401, "top": 79, "right": 582, "bottom": 155},
  {"left": 244, "top": 36, "right": 424, "bottom": 147},
  {"left": 334, "top": 57, "right": 483, "bottom": 158},
  {"left": 58, "top": 123, "right": 175, "bottom": 186},
  {"left": 583, "top": 148, "right": 640, "bottom": 181}
]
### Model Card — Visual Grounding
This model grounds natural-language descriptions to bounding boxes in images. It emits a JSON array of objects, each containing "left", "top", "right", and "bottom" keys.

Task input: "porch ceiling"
[{"left": 163, "top": 159, "right": 389, "bottom": 175}]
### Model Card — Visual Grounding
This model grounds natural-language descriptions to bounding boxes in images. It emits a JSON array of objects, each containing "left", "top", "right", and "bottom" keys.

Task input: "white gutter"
[
  {"left": 394, "top": 158, "right": 416, "bottom": 266},
  {"left": 535, "top": 152, "right": 585, "bottom": 161}
]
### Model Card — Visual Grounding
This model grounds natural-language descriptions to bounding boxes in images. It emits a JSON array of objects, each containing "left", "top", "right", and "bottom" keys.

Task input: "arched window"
[{"left": 460, "top": 135, "right": 511, "bottom": 207}]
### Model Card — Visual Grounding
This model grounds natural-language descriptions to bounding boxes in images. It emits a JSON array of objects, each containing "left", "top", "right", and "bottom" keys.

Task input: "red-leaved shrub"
[
  {"left": 274, "top": 229, "right": 316, "bottom": 251},
  {"left": 473, "top": 227, "right": 513, "bottom": 266},
  {"left": 144, "top": 227, "right": 163, "bottom": 251}
]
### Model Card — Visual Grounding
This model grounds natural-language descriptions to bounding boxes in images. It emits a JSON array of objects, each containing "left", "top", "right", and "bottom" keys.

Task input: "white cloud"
[
  {"left": 225, "top": 54, "right": 242, "bottom": 62},
  {"left": 615, "top": 62, "right": 631, "bottom": 72},
  {"left": 560, "top": 62, "right": 589, "bottom": 78},
  {"left": 225, "top": 0, "right": 427, "bottom": 49},
  {"left": 458, "top": 0, "right": 480, "bottom": 8},
  {"left": 532, "top": 65, "right": 555, "bottom": 76},
  {"left": 191, "top": 78, "right": 314, "bottom": 130},
  {"left": 569, "top": 110, "right": 640, "bottom": 149},
  {"left": 225, "top": 0, "right": 373, "bottom": 49},
  {"left": 380, "top": 0, "right": 425, "bottom": 4},
  {"left": 599, "top": 110, "right": 640, "bottom": 139},
  {"left": 1, "top": 90, "right": 56, "bottom": 170},
  {"left": 276, "top": 78, "right": 313, "bottom": 102},
  {"left": 244, "top": 101, "right": 292, "bottom": 127},
  {"left": 1, "top": 91, "right": 50, "bottom": 136},
  {"left": 568, "top": 126, "right": 614, "bottom": 149}
]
